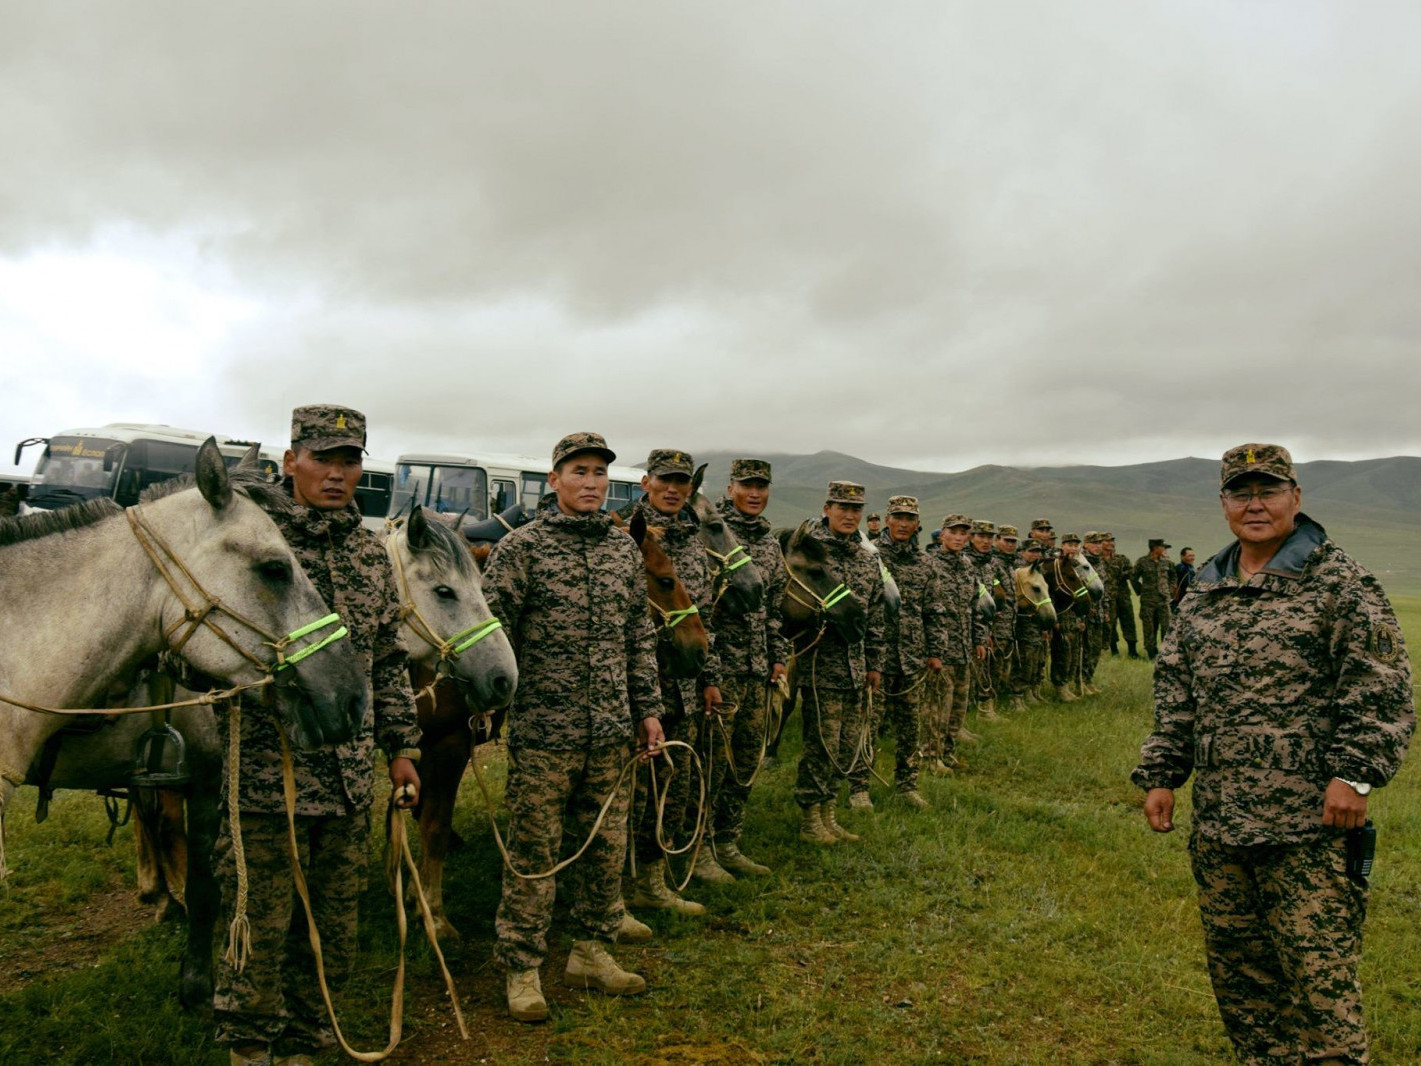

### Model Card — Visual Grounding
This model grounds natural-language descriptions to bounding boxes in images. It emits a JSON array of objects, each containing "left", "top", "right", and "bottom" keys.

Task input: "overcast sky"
[{"left": 2, "top": 1, "right": 1418, "bottom": 477}]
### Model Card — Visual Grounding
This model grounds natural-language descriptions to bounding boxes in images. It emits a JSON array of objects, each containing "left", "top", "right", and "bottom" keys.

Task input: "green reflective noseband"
[
  {"left": 664, "top": 605, "right": 701, "bottom": 629},
  {"left": 451, "top": 618, "right": 504, "bottom": 656},
  {"left": 278, "top": 613, "right": 348, "bottom": 671},
  {"left": 822, "top": 584, "right": 851, "bottom": 610},
  {"left": 721, "top": 546, "right": 752, "bottom": 573},
  {"left": 1074, "top": 586, "right": 1090, "bottom": 598}
]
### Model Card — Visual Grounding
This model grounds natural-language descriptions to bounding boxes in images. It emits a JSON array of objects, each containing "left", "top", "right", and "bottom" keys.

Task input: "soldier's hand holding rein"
[
  {"left": 638, "top": 716, "right": 667, "bottom": 762},
  {"left": 926, "top": 658, "right": 943, "bottom": 674},
  {"left": 866, "top": 671, "right": 881, "bottom": 694},
  {"left": 770, "top": 662, "right": 786, "bottom": 685},
  {"left": 974, "top": 645, "right": 988, "bottom": 662},
  {"left": 1144, "top": 788, "right": 1175, "bottom": 833},
  {"left": 1323, "top": 778, "right": 1369, "bottom": 830},
  {"left": 702, "top": 685, "right": 724, "bottom": 717},
  {"left": 389, "top": 757, "right": 421, "bottom": 808}
]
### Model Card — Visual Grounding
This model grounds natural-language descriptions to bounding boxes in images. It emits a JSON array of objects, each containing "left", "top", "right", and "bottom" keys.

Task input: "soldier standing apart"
[
  {"left": 622, "top": 450, "right": 723, "bottom": 911},
  {"left": 926, "top": 515, "right": 988, "bottom": 768},
  {"left": 483, "top": 432, "right": 665, "bottom": 1023},
  {"left": 990, "top": 525, "right": 1022, "bottom": 711},
  {"left": 1133, "top": 443, "right": 1414, "bottom": 1065},
  {"left": 1104, "top": 533, "right": 1139, "bottom": 658},
  {"left": 215, "top": 406, "right": 422, "bottom": 1065},
  {"left": 795, "top": 481, "right": 885, "bottom": 846},
  {"left": 848, "top": 496, "right": 943, "bottom": 811},
  {"left": 1048, "top": 532, "right": 1087, "bottom": 701},
  {"left": 704, "top": 459, "right": 789, "bottom": 879},
  {"left": 1010, "top": 540, "right": 1049, "bottom": 703},
  {"left": 1132, "top": 538, "right": 1174, "bottom": 658}
]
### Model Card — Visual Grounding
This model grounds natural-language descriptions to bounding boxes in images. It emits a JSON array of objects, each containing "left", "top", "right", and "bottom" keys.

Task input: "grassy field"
[{"left": 3, "top": 599, "right": 1420, "bottom": 1063}]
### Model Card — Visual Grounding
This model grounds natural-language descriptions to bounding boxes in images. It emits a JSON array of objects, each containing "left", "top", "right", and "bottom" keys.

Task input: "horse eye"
[
  {"left": 708, "top": 522, "right": 724, "bottom": 534},
  {"left": 257, "top": 560, "right": 291, "bottom": 583},
  {"left": 657, "top": 577, "right": 676, "bottom": 592},
  {"left": 434, "top": 585, "right": 458, "bottom": 600},
  {"left": 808, "top": 566, "right": 826, "bottom": 578}
]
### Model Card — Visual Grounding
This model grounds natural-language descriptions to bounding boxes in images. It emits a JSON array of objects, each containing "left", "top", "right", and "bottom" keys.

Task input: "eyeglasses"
[{"left": 1221, "top": 485, "right": 1293, "bottom": 504}]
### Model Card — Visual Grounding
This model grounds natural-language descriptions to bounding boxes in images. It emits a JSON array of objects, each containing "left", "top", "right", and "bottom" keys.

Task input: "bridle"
[
  {"left": 387, "top": 522, "right": 503, "bottom": 680},
  {"left": 648, "top": 599, "right": 701, "bottom": 633},
  {"left": 1013, "top": 566, "right": 1052, "bottom": 612}
]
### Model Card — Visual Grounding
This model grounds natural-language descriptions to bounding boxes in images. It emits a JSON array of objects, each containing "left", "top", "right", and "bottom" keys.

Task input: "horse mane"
[
  {"left": 409, "top": 513, "right": 476, "bottom": 578},
  {"left": 0, "top": 496, "right": 123, "bottom": 548},
  {"left": 139, "top": 468, "right": 295, "bottom": 514}
]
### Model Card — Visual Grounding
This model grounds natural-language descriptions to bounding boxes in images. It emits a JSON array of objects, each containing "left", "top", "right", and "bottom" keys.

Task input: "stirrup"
[{"left": 132, "top": 720, "right": 190, "bottom": 788}]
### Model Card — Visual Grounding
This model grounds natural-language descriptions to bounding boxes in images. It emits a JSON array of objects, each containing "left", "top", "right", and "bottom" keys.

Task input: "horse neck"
[{"left": 0, "top": 513, "right": 163, "bottom": 787}]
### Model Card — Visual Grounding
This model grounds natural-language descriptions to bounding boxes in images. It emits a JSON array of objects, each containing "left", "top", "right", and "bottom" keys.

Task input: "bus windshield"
[
  {"left": 392, "top": 462, "right": 488, "bottom": 520},
  {"left": 29, "top": 436, "right": 123, "bottom": 507}
]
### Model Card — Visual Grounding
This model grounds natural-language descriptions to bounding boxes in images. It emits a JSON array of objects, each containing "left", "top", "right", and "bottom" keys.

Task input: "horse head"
[
  {"left": 1074, "top": 553, "right": 1107, "bottom": 604},
  {"left": 614, "top": 512, "right": 709, "bottom": 680},
  {"left": 777, "top": 520, "right": 868, "bottom": 645},
  {"left": 1044, "top": 553, "right": 1092, "bottom": 616},
  {"left": 973, "top": 575, "right": 997, "bottom": 625},
  {"left": 1013, "top": 560, "right": 1057, "bottom": 628},
  {"left": 689, "top": 474, "right": 763, "bottom": 616},
  {"left": 387, "top": 506, "right": 518, "bottom": 713},
  {"left": 142, "top": 440, "right": 368, "bottom": 750}
]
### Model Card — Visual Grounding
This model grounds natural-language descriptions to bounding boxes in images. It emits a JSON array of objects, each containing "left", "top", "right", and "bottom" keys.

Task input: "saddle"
[
  {"left": 29, "top": 715, "right": 113, "bottom": 822},
  {"left": 459, "top": 502, "right": 532, "bottom": 544}
]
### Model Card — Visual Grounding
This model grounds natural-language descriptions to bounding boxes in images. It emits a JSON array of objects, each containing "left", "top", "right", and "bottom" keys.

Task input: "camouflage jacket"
[
  {"left": 1081, "top": 554, "right": 1110, "bottom": 624},
  {"left": 483, "top": 508, "right": 662, "bottom": 750},
  {"left": 988, "top": 549, "right": 1019, "bottom": 638},
  {"left": 1093, "top": 552, "right": 1119, "bottom": 624},
  {"left": 1132, "top": 515, "right": 1415, "bottom": 846},
  {"left": 621, "top": 497, "right": 722, "bottom": 707},
  {"left": 1132, "top": 554, "right": 1174, "bottom": 603},
  {"left": 875, "top": 533, "right": 947, "bottom": 676},
  {"left": 1109, "top": 555, "right": 1134, "bottom": 613},
  {"left": 802, "top": 520, "right": 885, "bottom": 690},
  {"left": 928, "top": 548, "right": 987, "bottom": 665},
  {"left": 714, "top": 499, "right": 790, "bottom": 679},
  {"left": 964, "top": 548, "right": 1005, "bottom": 643},
  {"left": 223, "top": 493, "right": 420, "bottom": 816}
]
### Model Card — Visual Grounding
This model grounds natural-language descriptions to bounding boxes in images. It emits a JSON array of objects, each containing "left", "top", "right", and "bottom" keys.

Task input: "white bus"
[{"left": 389, "top": 450, "right": 646, "bottom": 522}]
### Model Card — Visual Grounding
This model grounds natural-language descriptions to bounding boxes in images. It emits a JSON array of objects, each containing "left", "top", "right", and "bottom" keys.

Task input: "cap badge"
[
  {"left": 335, "top": 414, "right": 347, "bottom": 430},
  {"left": 1245, "top": 448, "right": 1255, "bottom": 464}
]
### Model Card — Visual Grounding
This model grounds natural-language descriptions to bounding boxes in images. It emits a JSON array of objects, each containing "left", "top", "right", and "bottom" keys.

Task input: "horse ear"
[
  {"left": 195, "top": 438, "right": 233, "bottom": 511},
  {"left": 408, "top": 505, "right": 429, "bottom": 549},
  {"left": 691, "top": 463, "right": 707, "bottom": 499},
  {"left": 629, "top": 512, "right": 648, "bottom": 546},
  {"left": 235, "top": 443, "right": 261, "bottom": 471}
]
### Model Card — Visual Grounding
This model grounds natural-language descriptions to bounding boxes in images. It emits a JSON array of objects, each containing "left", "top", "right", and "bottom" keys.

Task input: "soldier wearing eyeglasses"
[{"left": 1132, "top": 443, "right": 1414, "bottom": 1065}]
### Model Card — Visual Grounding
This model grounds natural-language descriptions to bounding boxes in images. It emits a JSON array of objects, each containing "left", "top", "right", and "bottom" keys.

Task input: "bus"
[{"left": 389, "top": 450, "right": 646, "bottom": 522}]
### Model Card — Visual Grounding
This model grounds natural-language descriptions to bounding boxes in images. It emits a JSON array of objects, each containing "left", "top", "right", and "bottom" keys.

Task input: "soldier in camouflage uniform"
[
  {"left": 619, "top": 449, "right": 724, "bottom": 908},
  {"left": 964, "top": 520, "right": 1000, "bottom": 717},
  {"left": 1027, "top": 517, "right": 1055, "bottom": 551},
  {"left": 848, "top": 496, "right": 943, "bottom": 811},
  {"left": 1048, "top": 532, "right": 1087, "bottom": 701},
  {"left": 1104, "top": 533, "right": 1139, "bottom": 657},
  {"left": 866, "top": 512, "right": 881, "bottom": 538},
  {"left": 1133, "top": 443, "right": 1414, "bottom": 1066},
  {"left": 705, "top": 459, "right": 790, "bottom": 878},
  {"left": 483, "top": 432, "right": 665, "bottom": 1022},
  {"left": 1009, "top": 540, "right": 1048, "bottom": 703},
  {"left": 1079, "top": 532, "right": 1110, "bottom": 695},
  {"left": 795, "top": 481, "right": 885, "bottom": 846},
  {"left": 213, "top": 405, "right": 422, "bottom": 1065},
  {"left": 991, "top": 525, "right": 1022, "bottom": 711},
  {"left": 1132, "top": 538, "right": 1174, "bottom": 658},
  {"left": 925, "top": 515, "right": 987, "bottom": 770}
]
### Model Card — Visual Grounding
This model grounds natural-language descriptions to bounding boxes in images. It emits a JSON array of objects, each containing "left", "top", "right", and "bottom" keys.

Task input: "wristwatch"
[{"left": 1337, "top": 778, "right": 1372, "bottom": 796}]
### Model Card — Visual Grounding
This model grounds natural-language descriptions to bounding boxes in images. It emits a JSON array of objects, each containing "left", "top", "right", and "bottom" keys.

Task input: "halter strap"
[
  {"left": 705, "top": 543, "right": 752, "bottom": 574},
  {"left": 649, "top": 601, "right": 700, "bottom": 630},
  {"left": 389, "top": 526, "right": 504, "bottom": 672}
]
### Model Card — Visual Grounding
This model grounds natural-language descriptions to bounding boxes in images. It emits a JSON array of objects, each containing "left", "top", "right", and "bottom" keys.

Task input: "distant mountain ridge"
[{"left": 685, "top": 451, "right": 1421, "bottom": 595}]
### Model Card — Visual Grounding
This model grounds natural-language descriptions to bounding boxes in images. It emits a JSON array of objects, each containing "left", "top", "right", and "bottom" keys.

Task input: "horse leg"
[
  {"left": 134, "top": 789, "right": 166, "bottom": 906},
  {"left": 155, "top": 789, "right": 189, "bottom": 920},
  {"left": 178, "top": 762, "right": 220, "bottom": 1009},
  {"left": 416, "top": 727, "right": 474, "bottom": 942}
]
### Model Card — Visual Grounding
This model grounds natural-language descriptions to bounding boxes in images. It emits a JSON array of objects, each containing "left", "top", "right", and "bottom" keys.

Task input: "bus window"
[
  {"left": 356, "top": 470, "right": 393, "bottom": 521},
  {"left": 605, "top": 481, "right": 636, "bottom": 512},
  {"left": 390, "top": 463, "right": 433, "bottom": 518},
  {"left": 520, "top": 472, "right": 548, "bottom": 513},
  {"left": 116, "top": 440, "right": 202, "bottom": 505},
  {"left": 429, "top": 465, "right": 487, "bottom": 519},
  {"left": 29, "top": 436, "right": 123, "bottom": 508},
  {"left": 490, "top": 478, "right": 517, "bottom": 514}
]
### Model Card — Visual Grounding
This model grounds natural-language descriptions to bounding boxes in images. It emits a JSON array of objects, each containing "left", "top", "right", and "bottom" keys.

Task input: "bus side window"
[{"left": 491, "top": 478, "right": 517, "bottom": 513}]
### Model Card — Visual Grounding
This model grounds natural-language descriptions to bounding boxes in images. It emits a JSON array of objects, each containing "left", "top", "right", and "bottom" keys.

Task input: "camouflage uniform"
[
  {"left": 1011, "top": 548, "right": 1049, "bottom": 697},
  {"left": 709, "top": 473, "right": 790, "bottom": 848},
  {"left": 1049, "top": 535, "right": 1088, "bottom": 696},
  {"left": 214, "top": 405, "right": 420, "bottom": 1054},
  {"left": 483, "top": 461, "right": 662, "bottom": 973},
  {"left": 794, "top": 488, "right": 886, "bottom": 809},
  {"left": 1080, "top": 535, "right": 1110, "bottom": 687},
  {"left": 1134, "top": 471, "right": 1414, "bottom": 1062},
  {"left": 1106, "top": 545, "right": 1138, "bottom": 654},
  {"left": 852, "top": 505, "right": 945, "bottom": 795},
  {"left": 1133, "top": 541, "right": 1174, "bottom": 657},
  {"left": 620, "top": 451, "right": 722, "bottom": 864},
  {"left": 925, "top": 519, "right": 986, "bottom": 763},
  {"left": 964, "top": 523, "right": 999, "bottom": 706},
  {"left": 988, "top": 528, "right": 1020, "bottom": 705}
]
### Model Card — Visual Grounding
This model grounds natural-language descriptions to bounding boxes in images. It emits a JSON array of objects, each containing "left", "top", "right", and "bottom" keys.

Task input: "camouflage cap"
[
  {"left": 885, "top": 496, "right": 919, "bottom": 516},
  {"left": 1102, "top": 531, "right": 1116, "bottom": 540},
  {"left": 729, "top": 458, "right": 772, "bottom": 483},
  {"left": 1148, "top": 538, "right": 1172, "bottom": 549},
  {"left": 941, "top": 513, "right": 971, "bottom": 529},
  {"left": 971, "top": 519, "right": 996, "bottom": 535},
  {"left": 826, "top": 480, "right": 867, "bottom": 505},
  {"left": 1221, "top": 443, "right": 1296, "bottom": 488},
  {"left": 1020, "top": 539, "right": 1044, "bottom": 554},
  {"left": 646, "top": 448, "right": 694, "bottom": 477},
  {"left": 1061, "top": 531, "right": 1082, "bottom": 544},
  {"left": 291, "top": 404, "right": 367, "bottom": 453},
  {"left": 1030, "top": 518, "right": 1053, "bottom": 531},
  {"left": 1083, "top": 530, "right": 1102, "bottom": 544},
  {"left": 867, "top": 511, "right": 881, "bottom": 521},
  {"left": 996, "top": 524, "right": 1019, "bottom": 539},
  {"left": 552, "top": 431, "right": 616, "bottom": 468}
]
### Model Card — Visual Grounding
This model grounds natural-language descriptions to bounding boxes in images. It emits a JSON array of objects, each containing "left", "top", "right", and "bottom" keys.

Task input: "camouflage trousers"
[
  {"left": 1139, "top": 600, "right": 1172, "bottom": 657},
  {"left": 213, "top": 808, "right": 370, "bottom": 1052},
  {"left": 970, "top": 651, "right": 994, "bottom": 706},
  {"left": 1050, "top": 617, "right": 1086, "bottom": 690},
  {"left": 634, "top": 687, "right": 703, "bottom": 864},
  {"left": 1113, "top": 592, "right": 1137, "bottom": 647},
  {"left": 1012, "top": 624, "right": 1047, "bottom": 694},
  {"left": 1191, "top": 833, "right": 1369, "bottom": 1065},
  {"left": 496, "top": 744, "right": 632, "bottom": 972},
  {"left": 850, "top": 669, "right": 923, "bottom": 792},
  {"left": 991, "top": 640, "right": 1016, "bottom": 702},
  {"left": 794, "top": 685, "right": 868, "bottom": 808},
  {"left": 919, "top": 665, "right": 968, "bottom": 760},
  {"left": 1082, "top": 619, "right": 1106, "bottom": 683},
  {"left": 709, "top": 673, "right": 772, "bottom": 844}
]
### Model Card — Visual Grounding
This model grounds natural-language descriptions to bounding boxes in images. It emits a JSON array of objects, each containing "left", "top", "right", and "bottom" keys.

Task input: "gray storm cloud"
[{"left": 2, "top": 0, "right": 1419, "bottom": 469}]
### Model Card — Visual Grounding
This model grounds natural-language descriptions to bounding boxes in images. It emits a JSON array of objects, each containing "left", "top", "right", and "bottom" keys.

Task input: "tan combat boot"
[
  {"left": 798, "top": 803, "right": 838, "bottom": 846},
  {"left": 230, "top": 1046, "right": 272, "bottom": 1066},
  {"left": 564, "top": 939, "right": 647, "bottom": 995},
  {"left": 616, "top": 909, "right": 653, "bottom": 943},
  {"left": 976, "top": 699, "right": 998, "bottom": 720},
  {"left": 715, "top": 840, "right": 771, "bottom": 876},
  {"left": 691, "top": 847, "right": 736, "bottom": 885},
  {"left": 1056, "top": 684, "right": 1078, "bottom": 703},
  {"left": 897, "top": 788, "right": 930, "bottom": 810},
  {"left": 629, "top": 858, "right": 706, "bottom": 916},
  {"left": 848, "top": 790, "right": 874, "bottom": 811},
  {"left": 820, "top": 802, "right": 862, "bottom": 843},
  {"left": 1007, "top": 695, "right": 1027, "bottom": 712},
  {"left": 506, "top": 968, "right": 549, "bottom": 1023}
]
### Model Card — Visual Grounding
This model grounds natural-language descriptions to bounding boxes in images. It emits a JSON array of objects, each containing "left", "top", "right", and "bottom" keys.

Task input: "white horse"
[{"left": 0, "top": 439, "right": 367, "bottom": 1006}]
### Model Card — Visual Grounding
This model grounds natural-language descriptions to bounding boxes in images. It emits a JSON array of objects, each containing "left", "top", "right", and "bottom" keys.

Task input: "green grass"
[{"left": 4, "top": 599, "right": 1421, "bottom": 1063}]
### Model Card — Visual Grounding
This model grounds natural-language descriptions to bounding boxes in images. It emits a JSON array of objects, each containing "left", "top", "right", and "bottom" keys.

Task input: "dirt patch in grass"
[{"left": 0, "top": 879, "right": 152, "bottom": 996}]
